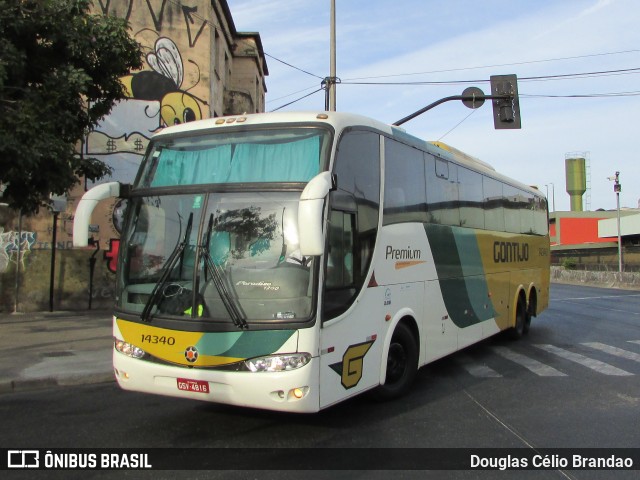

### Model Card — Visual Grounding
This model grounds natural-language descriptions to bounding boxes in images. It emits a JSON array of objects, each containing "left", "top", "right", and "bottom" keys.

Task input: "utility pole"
[
  {"left": 608, "top": 172, "right": 623, "bottom": 272},
  {"left": 545, "top": 183, "right": 555, "bottom": 212},
  {"left": 329, "top": 0, "right": 337, "bottom": 111}
]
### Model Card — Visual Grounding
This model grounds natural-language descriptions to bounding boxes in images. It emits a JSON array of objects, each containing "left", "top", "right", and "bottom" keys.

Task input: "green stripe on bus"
[
  {"left": 424, "top": 224, "right": 494, "bottom": 328},
  {"left": 195, "top": 330, "right": 296, "bottom": 359}
]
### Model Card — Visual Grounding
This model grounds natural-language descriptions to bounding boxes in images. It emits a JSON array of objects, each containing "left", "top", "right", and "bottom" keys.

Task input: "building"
[
  {"left": 0, "top": 0, "right": 268, "bottom": 311},
  {"left": 550, "top": 210, "right": 640, "bottom": 270}
]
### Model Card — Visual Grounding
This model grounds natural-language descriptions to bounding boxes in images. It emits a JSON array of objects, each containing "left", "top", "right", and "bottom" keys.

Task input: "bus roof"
[{"left": 154, "top": 111, "right": 542, "bottom": 197}]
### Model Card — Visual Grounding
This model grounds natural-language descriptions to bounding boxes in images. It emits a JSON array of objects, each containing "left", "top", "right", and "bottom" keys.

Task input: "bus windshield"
[
  {"left": 118, "top": 192, "right": 315, "bottom": 324},
  {"left": 136, "top": 127, "right": 330, "bottom": 187}
]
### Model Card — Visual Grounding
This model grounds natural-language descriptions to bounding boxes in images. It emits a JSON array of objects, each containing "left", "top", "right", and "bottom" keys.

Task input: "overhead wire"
[
  {"left": 342, "top": 49, "right": 640, "bottom": 81},
  {"left": 339, "top": 67, "right": 640, "bottom": 86},
  {"left": 264, "top": 53, "right": 324, "bottom": 80},
  {"left": 269, "top": 88, "right": 324, "bottom": 111}
]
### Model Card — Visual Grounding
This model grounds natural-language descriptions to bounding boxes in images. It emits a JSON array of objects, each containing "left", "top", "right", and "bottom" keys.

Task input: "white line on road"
[
  {"left": 552, "top": 294, "right": 640, "bottom": 301},
  {"left": 551, "top": 300, "right": 640, "bottom": 316},
  {"left": 534, "top": 344, "right": 633, "bottom": 376},
  {"left": 491, "top": 346, "right": 567, "bottom": 376},
  {"left": 582, "top": 342, "right": 640, "bottom": 363},
  {"left": 456, "top": 355, "right": 502, "bottom": 378},
  {"left": 629, "top": 340, "right": 640, "bottom": 347}
]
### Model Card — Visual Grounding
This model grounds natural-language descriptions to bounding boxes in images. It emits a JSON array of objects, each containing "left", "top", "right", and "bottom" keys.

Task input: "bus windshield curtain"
[{"left": 150, "top": 136, "right": 319, "bottom": 186}]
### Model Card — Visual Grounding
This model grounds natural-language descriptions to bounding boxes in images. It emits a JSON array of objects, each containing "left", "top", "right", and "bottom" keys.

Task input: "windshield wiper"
[
  {"left": 141, "top": 212, "right": 193, "bottom": 322},
  {"left": 200, "top": 213, "right": 248, "bottom": 329}
]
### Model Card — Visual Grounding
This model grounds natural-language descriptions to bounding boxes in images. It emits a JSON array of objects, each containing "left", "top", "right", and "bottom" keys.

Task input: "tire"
[
  {"left": 373, "top": 323, "right": 418, "bottom": 400},
  {"left": 509, "top": 297, "right": 526, "bottom": 340},
  {"left": 523, "top": 306, "right": 532, "bottom": 335}
]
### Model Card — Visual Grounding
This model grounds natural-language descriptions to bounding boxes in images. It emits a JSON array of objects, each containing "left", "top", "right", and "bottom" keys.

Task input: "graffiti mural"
[
  {"left": 0, "top": 229, "right": 37, "bottom": 272},
  {"left": 121, "top": 36, "right": 206, "bottom": 128}
]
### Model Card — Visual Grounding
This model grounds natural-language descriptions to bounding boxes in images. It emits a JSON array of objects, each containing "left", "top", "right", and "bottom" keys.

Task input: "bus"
[{"left": 73, "top": 111, "right": 550, "bottom": 413}]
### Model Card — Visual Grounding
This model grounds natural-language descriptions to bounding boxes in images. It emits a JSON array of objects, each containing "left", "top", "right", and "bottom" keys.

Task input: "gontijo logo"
[{"left": 493, "top": 241, "right": 529, "bottom": 263}]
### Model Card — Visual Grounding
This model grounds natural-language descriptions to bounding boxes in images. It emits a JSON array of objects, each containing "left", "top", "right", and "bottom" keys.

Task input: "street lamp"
[
  {"left": 544, "top": 182, "right": 555, "bottom": 212},
  {"left": 607, "top": 172, "right": 622, "bottom": 273}
]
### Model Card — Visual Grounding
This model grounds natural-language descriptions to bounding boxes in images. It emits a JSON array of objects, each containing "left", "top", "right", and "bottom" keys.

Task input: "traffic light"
[{"left": 490, "top": 74, "right": 521, "bottom": 129}]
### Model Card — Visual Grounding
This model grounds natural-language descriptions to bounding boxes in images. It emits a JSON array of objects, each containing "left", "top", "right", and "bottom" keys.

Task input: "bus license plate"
[{"left": 177, "top": 378, "right": 210, "bottom": 394}]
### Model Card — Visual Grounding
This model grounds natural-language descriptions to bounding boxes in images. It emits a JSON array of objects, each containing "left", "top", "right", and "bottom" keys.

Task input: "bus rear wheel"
[
  {"left": 509, "top": 297, "right": 526, "bottom": 340},
  {"left": 373, "top": 323, "right": 418, "bottom": 400}
]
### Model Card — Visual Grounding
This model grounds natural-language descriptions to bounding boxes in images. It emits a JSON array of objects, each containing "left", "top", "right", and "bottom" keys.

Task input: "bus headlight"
[
  {"left": 244, "top": 353, "right": 311, "bottom": 372},
  {"left": 114, "top": 338, "right": 146, "bottom": 359}
]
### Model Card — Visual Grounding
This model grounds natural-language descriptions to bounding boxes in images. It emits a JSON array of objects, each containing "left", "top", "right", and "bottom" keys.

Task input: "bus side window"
[
  {"left": 326, "top": 210, "right": 355, "bottom": 288},
  {"left": 323, "top": 129, "right": 380, "bottom": 320},
  {"left": 427, "top": 155, "right": 459, "bottom": 226}
]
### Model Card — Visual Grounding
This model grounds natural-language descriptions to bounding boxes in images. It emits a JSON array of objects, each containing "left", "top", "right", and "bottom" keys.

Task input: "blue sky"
[{"left": 227, "top": 0, "right": 640, "bottom": 212}]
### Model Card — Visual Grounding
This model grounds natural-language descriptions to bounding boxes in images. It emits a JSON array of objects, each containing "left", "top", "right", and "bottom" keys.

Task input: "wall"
[
  {"left": 557, "top": 217, "right": 611, "bottom": 245},
  {"left": 551, "top": 266, "right": 640, "bottom": 290}
]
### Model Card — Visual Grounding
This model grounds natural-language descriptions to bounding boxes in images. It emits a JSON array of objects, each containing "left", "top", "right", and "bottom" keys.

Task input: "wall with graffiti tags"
[{"left": 0, "top": 0, "right": 267, "bottom": 312}]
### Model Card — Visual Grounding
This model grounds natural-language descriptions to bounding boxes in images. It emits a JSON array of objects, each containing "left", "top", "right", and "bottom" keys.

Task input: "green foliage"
[
  {"left": 0, "top": 0, "right": 142, "bottom": 213},
  {"left": 562, "top": 258, "right": 578, "bottom": 270}
]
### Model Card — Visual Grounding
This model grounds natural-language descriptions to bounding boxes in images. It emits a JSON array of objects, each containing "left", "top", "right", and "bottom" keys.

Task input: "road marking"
[
  {"left": 534, "top": 344, "right": 633, "bottom": 376},
  {"left": 456, "top": 354, "right": 502, "bottom": 377},
  {"left": 629, "top": 340, "right": 640, "bottom": 347},
  {"left": 490, "top": 346, "right": 567, "bottom": 376},
  {"left": 552, "top": 293, "right": 640, "bottom": 301},
  {"left": 551, "top": 300, "right": 640, "bottom": 316},
  {"left": 582, "top": 342, "right": 640, "bottom": 363}
]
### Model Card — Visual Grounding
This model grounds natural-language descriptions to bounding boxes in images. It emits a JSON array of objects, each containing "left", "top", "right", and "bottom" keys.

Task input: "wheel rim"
[{"left": 386, "top": 341, "right": 407, "bottom": 384}]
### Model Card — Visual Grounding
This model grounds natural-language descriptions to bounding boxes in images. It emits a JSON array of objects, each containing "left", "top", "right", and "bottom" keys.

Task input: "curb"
[{"left": 0, "top": 373, "right": 115, "bottom": 395}]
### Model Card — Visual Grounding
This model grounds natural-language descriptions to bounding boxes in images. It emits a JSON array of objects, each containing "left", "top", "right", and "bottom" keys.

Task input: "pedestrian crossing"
[{"left": 454, "top": 340, "right": 640, "bottom": 378}]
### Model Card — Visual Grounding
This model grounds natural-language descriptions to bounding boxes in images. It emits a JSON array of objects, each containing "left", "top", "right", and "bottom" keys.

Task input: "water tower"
[{"left": 565, "top": 154, "right": 588, "bottom": 211}]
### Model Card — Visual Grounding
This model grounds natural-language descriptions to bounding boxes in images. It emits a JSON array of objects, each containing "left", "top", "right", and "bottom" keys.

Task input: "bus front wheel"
[{"left": 374, "top": 323, "right": 418, "bottom": 400}]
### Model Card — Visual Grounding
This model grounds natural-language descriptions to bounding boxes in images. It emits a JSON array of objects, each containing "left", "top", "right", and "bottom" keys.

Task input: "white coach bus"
[{"left": 74, "top": 111, "right": 549, "bottom": 413}]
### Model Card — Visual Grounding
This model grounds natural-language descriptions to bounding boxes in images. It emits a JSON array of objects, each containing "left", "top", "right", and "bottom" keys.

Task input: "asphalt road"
[{"left": 1, "top": 283, "right": 639, "bottom": 480}]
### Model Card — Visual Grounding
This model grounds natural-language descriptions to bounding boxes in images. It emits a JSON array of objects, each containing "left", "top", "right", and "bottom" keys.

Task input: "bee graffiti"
[{"left": 121, "top": 37, "right": 206, "bottom": 128}]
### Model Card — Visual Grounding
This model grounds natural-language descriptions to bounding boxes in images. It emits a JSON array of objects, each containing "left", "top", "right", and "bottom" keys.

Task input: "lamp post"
[
  {"left": 607, "top": 172, "right": 622, "bottom": 273},
  {"left": 544, "top": 182, "right": 555, "bottom": 212}
]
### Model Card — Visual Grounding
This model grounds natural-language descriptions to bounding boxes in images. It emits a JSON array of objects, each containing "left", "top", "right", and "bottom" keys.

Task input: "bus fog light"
[
  {"left": 244, "top": 353, "right": 311, "bottom": 372},
  {"left": 289, "top": 386, "right": 309, "bottom": 400},
  {"left": 114, "top": 338, "right": 146, "bottom": 359}
]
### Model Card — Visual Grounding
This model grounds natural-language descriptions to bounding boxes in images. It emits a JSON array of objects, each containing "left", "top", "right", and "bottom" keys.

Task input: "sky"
[{"left": 226, "top": 0, "right": 640, "bottom": 212}]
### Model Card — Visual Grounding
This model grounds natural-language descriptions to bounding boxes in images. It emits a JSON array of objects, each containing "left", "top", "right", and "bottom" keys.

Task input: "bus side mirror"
[
  {"left": 298, "top": 172, "right": 332, "bottom": 256},
  {"left": 73, "top": 182, "right": 122, "bottom": 247}
]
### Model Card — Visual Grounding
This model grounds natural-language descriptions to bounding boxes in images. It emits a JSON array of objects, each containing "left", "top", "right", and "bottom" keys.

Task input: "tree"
[{"left": 0, "top": 0, "right": 142, "bottom": 213}]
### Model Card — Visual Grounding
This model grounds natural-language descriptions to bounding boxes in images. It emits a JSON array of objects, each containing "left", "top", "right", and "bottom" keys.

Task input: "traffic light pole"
[{"left": 393, "top": 93, "right": 511, "bottom": 126}]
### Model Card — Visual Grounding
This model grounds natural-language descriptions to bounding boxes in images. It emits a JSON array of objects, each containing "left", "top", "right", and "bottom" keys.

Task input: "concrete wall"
[{"left": 551, "top": 266, "right": 640, "bottom": 290}]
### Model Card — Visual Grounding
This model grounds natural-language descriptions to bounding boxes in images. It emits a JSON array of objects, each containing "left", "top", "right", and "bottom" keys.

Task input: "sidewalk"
[{"left": 0, "top": 310, "right": 114, "bottom": 394}]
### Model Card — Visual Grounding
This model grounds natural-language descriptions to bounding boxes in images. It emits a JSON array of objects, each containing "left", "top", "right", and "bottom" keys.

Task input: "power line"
[
  {"left": 270, "top": 88, "right": 324, "bottom": 112},
  {"left": 265, "top": 84, "right": 320, "bottom": 104},
  {"left": 437, "top": 109, "right": 478, "bottom": 141},
  {"left": 264, "top": 53, "right": 324, "bottom": 80},
  {"left": 342, "top": 49, "right": 640, "bottom": 81},
  {"left": 339, "top": 67, "right": 640, "bottom": 87},
  {"left": 521, "top": 91, "right": 640, "bottom": 98}
]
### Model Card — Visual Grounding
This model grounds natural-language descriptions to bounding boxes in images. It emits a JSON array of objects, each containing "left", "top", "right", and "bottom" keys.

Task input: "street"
[{"left": 1, "top": 283, "right": 639, "bottom": 479}]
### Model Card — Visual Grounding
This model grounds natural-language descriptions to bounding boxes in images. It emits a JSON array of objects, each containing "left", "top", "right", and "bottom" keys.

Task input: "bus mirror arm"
[
  {"left": 298, "top": 172, "right": 332, "bottom": 256},
  {"left": 73, "top": 181, "right": 127, "bottom": 247}
]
